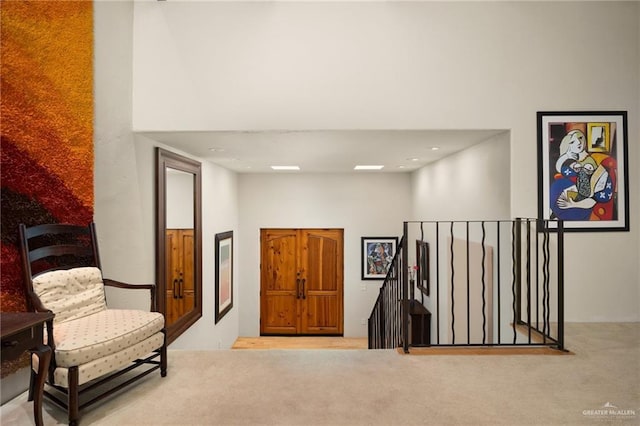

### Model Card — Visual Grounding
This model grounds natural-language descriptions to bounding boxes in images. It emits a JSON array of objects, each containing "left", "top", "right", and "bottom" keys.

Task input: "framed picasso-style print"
[
  {"left": 361, "top": 237, "right": 398, "bottom": 280},
  {"left": 537, "top": 111, "right": 629, "bottom": 232},
  {"left": 215, "top": 231, "right": 233, "bottom": 323}
]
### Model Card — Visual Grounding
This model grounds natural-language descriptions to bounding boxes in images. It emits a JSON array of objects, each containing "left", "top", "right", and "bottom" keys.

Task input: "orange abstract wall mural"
[{"left": 1, "top": 0, "right": 94, "bottom": 319}]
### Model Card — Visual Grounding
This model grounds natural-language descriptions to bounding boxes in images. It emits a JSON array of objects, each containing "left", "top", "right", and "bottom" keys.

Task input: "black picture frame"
[
  {"left": 415, "top": 240, "right": 430, "bottom": 296},
  {"left": 537, "top": 111, "right": 629, "bottom": 232},
  {"left": 215, "top": 230, "right": 233, "bottom": 323},
  {"left": 361, "top": 236, "right": 398, "bottom": 280}
]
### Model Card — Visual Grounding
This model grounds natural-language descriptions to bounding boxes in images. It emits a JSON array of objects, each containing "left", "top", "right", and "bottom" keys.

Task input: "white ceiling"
[{"left": 141, "top": 129, "right": 507, "bottom": 173}]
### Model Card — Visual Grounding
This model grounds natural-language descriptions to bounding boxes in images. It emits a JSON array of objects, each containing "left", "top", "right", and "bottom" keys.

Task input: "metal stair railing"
[
  {"left": 368, "top": 235, "right": 405, "bottom": 350},
  {"left": 368, "top": 219, "right": 565, "bottom": 352}
]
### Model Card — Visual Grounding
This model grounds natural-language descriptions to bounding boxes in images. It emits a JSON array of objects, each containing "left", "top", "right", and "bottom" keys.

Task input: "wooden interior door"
[
  {"left": 165, "top": 229, "right": 195, "bottom": 327},
  {"left": 260, "top": 229, "right": 299, "bottom": 334},
  {"left": 261, "top": 229, "right": 343, "bottom": 335}
]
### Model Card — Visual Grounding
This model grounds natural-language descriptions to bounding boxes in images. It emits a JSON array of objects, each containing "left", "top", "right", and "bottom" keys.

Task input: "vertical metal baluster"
[
  {"left": 395, "top": 242, "right": 398, "bottom": 348},
  {"left": 497, "top": 221, "right": 501, "bottom": 345},
  {"left": 542, "top": 221, "right": 549, "bottom": 343},
  {"left": 450, "top": 221, "right": 455, "bottom": 345},
  {"left": 527, "top": 219, "right": 531, "bottom": 344},
  {"left": 385, "top": 268, "right": 389, "bottom": 348},
  {"left": 466, "top": 221, "right": 470, "bottom": 345},
  {"left": 511, "top": 220, "right": 518, "bottom": 344},
  {"left": 436, "top": 222, "right": 440, "bottom": 345},
  {"left": 481, "top": 221, "right": 486, "bottom": 345},
  {"left": 536, "top": 219, "right": 540, "bottom": 332},
  {"left": 557, "top": 220, "right": 565, "bottom": 351},
  {"left": 402, "top": 223, "right": 409, "bottom": 353},
  {"left": 391, "top": 258, "right": 395, "bottom": 348},
  {"left": 545, "top": 226, "right": 551, "bottom": 339},
  {"left": 420, "top": 222, "right": 425, "bottom": 305}
]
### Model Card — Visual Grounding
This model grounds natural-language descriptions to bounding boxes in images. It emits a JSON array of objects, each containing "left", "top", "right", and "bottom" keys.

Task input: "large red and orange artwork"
[{"left": 1, "top": 0, "right": 94, "bottom": 314}]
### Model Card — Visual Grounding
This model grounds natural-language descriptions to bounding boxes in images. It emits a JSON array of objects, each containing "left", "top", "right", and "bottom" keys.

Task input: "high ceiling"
[{"left": 141, "top": 129, "right": 507, "bottom": 173}]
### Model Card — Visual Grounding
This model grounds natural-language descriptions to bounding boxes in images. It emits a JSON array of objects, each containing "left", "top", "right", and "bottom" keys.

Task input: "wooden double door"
[{"left": 260, "top": 229, "right": 344, "bottom": 335}]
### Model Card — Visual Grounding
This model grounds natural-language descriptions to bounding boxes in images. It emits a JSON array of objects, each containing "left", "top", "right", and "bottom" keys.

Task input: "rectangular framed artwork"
[
  {"left": 361, "top": 237, "right": 398, "bottom": 280},
  {"left": 215, "top": 231, "right": 233, "bottom": 323},
  {"left": 537, "top": 111, "right": 629, "bottom": 232},
  {"left": 415, "top": 240, "right": 430, "bottom": 296}
]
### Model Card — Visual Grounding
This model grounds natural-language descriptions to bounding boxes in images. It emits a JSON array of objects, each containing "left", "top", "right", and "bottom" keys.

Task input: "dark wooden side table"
[
  {"left": 1, "top": 312, "right": 54, "bottom": 426},
  {"left": 409, "top": 300, "right": 431, "bottom": 346}
]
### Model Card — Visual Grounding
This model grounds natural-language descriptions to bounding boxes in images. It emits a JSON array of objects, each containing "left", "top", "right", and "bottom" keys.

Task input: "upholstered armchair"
[{"left": 19, "top": 223, "right": 167, "bottom": 426}]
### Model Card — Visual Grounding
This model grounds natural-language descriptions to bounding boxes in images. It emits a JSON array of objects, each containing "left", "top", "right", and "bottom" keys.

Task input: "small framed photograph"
[
  {"left": 537, "top": 111, "right": 629, "bottom": 232},
  {"left": 361, "top": 237, "right": 398, "bottom": 280},
  {"left": 416, "top": 240, "right": 430, "bottom": 296},
  {"left": 215, "top": 231, "right": 233, "bottom": 323}
]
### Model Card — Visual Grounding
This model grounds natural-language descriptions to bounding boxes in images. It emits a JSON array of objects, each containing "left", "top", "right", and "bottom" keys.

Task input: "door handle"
[
  {"left": 296, "top": 278, "right": 301, "bottom": 299},
  {"left": 173, "top": 279, "right": 178, "bottom": 299},
  {"left": 301, "top": 279, "right": 306, "bottom": 300},
  {"left": 179, "top": 278, "right": 184, "bottom": 299}
]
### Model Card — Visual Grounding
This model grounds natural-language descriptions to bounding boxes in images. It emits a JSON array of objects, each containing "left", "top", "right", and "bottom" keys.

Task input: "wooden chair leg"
[
  {"left": 161, "top": 330, "right": 167, "bottom": 377},
  {"left": 28, "top": 367, "right": 36, "bottom": 402},
  {"left": 31, "top": 345, "right": 51, "bottom": 426},
  {"left": 68, "top": 366, "right": 79, "bottom": 426}
]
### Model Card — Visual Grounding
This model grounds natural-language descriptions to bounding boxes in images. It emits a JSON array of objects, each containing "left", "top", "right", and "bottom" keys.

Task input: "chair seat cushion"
[{"left": 53, "top": 309, "right": 164, "bottom": 368}]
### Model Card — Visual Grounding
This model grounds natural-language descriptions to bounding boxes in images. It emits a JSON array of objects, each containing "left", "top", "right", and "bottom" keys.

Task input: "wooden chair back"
[{"left": 19, "top": 223, "right": 101, "bottom": 311}]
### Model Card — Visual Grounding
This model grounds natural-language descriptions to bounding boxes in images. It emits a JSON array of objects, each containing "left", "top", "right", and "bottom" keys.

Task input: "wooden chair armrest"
[
  {"left": 27, "top": 291, "right": 51, "bottom": 314},
  {"left": 103, "top": 279, "right": 158, "bottom": 312},
  {"left": 25, "top": 296, "right": 58, "bottom": 380},
  {"left": 102, "top": 279, "right": 154, "bottom": 290}
]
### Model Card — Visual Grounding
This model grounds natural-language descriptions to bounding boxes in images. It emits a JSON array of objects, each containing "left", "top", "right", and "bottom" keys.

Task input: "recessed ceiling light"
[
  {"left": 407, "top": 158, "right": 420, "bottom": 162},
  {"left": 354, "top": 165, "right": 384, "bottom": 170},
  {"left": 271, "top": 165, "right": 300, "bottom": 171},
  {"left": 208, "top": 147, "right": 225, "bottom": 152},
  {"left": 431, "top": 147, "right": 440, "bottom": 151}
]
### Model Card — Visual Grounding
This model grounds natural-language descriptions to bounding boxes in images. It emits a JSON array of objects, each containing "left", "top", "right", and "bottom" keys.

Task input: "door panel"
[
  {"left": 264, "top": 294, "right": 298, "bottom": 334},
  {"left": 300, "top": 230, "right": 342, "bottom": 334},
  {"left": 165, "top": 230, "right": 179, "bottom": 327},
  {"left": 306, "top": 234, "right": 338, "bottom": 291},
  {"left": 305, "top": 295, "right": 339, "bottom": 329},
  {"left": 261, "top": 228, "right": 343, "bottom": 335},
  {"left": 181, "top": 230, "right": 195, "bottom": 317},
  {"left": 261, "top": 230, "right": 299, "bottom": 334}
]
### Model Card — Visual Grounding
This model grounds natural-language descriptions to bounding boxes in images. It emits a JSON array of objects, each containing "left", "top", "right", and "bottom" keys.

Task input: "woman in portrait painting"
[{"left": 550, "top": 129, "right": 615, "bottom": 221}]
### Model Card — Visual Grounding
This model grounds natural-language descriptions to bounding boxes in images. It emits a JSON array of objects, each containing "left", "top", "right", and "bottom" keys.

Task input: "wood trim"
[
  {"left": 233, "top": 337, "right": 366, "bottom": 350},
  {"left": 156, "top": 148, "right": 203, "bottom": 345},
  {"left": 399, "top": 346, "right": 573, "bottom": 355}
]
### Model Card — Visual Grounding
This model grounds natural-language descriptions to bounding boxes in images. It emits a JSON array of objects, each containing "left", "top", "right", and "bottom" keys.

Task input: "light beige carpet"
[{"left": 1, "top": 323, "right": 638, "bottom": 425}]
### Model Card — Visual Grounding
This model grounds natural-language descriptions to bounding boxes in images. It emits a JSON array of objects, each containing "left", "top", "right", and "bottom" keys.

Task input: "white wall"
[
  {"left": 238, "top": 173, "right": 411, "bottom": 337},
  {"left": 411, "top": 132, "right": 511, "bottom": 221},
  {"left": 131, "top": 1, "right": 639, "bottom": 322},
  {"left": 91, "top": 0, "right": 638, "bottom": 352},
  {"left": 94, "top": 2, "right": 239, "bottom": 350},
  {"left": 95, "top": 1, "right": 153, "bottom": 309}
]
